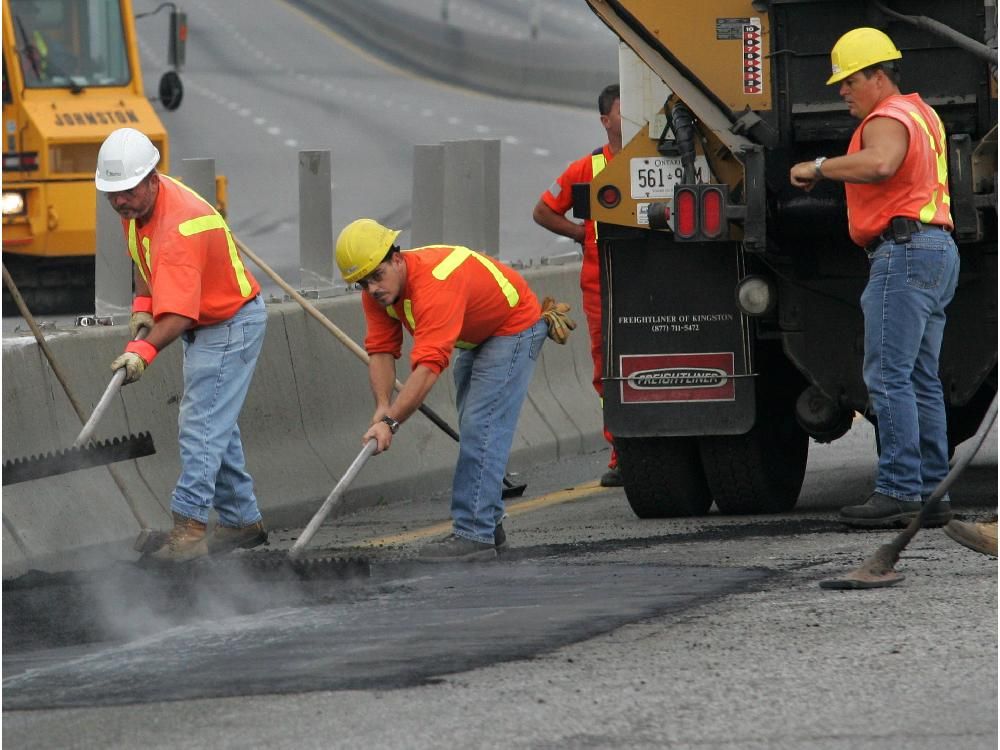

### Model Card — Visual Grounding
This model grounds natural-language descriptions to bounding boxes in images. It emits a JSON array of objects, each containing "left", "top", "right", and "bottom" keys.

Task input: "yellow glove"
[
  {"left": 129, "top": 311, "right": 154, "bottom": 339},
  {"left": 111, "top": 352, "right": 146, "bottom": 384},
  {"left": 540, "top": 296, "right": 577, "bottom": 345}
]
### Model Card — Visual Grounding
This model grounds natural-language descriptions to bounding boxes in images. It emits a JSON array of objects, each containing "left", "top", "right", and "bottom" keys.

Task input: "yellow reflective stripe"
[
  {"left": 403, "top": 299, "right": 416, "bottom": 329},
  {"left": 127, "top": 220, "right": 149, "bottom": 286},
  {"left": 164, "top": 175, "right": 253, "bottom": 297},
  {"left": 907, "top": 110, "right": 950, "bottom": 224},
  {"left": 142, "top": 237, "right": 151, "bottom": 270},
  {"left": 455, "top": 340, "right": 478, "bottom": 349},
  {"left": 385, "top": 306, "right": 399, "bottom": 320},
  {"left": 431, "top": 247, "right": 518, "bottom": 308},
  {"left": 591, "top": 153, "right": 607, "bottom": 176},
  {"left": 591, "top": 153, "right": 607, "bottom": 240}
]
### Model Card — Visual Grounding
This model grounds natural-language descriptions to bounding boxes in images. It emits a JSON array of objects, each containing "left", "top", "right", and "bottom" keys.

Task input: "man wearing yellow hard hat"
[
  {"left": 790, "top": 28, "right": 960, "bottom": 529},
  {"left": 335, "top": 219, "right": 574, "bottom": 561}
]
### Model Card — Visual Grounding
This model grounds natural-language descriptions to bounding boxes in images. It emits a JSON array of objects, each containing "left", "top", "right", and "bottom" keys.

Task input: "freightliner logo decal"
[{"left": 619, "top": 353, "right": 736, "bottom": 403}]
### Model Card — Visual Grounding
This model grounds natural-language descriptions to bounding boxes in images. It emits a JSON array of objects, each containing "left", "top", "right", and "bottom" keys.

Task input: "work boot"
[
  {"left": 148, "top": 512, "right": 208, "bottom": 563},
  {"left": 600, "top": 466, "right": 623, "bottom": 487},
  {"left": 839, "top": 492, "right": 952, "bottom": 529},
  {"left": 495, "top": 523, "right": 508, "bottom": 553},
  {"left": 943, "top": 517, "right": 998, "bottom": 557},
  {"left": 417, "top": 534, "right": 497, "bottom": 563},
  {"left": 207, "top": 520, "right": 268, "bottom": 555}
]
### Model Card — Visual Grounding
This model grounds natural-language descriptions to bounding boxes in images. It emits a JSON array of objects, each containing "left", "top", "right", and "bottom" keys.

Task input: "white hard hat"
[{"left": 95, "top": 127, "right": 160, "bottom": 192}]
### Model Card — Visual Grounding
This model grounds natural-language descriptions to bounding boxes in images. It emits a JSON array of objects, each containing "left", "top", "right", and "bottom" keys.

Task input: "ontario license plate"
[{"left": 629, "top": 155, "right": 710, "bottom": 200}]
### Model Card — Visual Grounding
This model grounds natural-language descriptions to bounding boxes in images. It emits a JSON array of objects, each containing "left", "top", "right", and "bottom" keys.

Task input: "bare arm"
[
  {"left": 790, "top": 116, "right": 910, "bottom": 191},
  {"left": 532, "top": 199, "right": 585, "bottom": 244},
  {"left": 363, "top": 362, "right": 440, "bottom": 453}
]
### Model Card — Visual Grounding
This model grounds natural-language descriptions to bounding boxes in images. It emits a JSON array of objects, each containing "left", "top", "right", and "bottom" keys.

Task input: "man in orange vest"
[
  {"left": 790, "top": 28, "right": 959, "bottom": 528},
  {"left": 97, "top": 127, "right": 268, "bottom": 563},
  {"left": 533, "top": 84, "right": 623, "bottom": 487},
  {"left": 336, "top": 219, "right": 570, "bottom": 562}
]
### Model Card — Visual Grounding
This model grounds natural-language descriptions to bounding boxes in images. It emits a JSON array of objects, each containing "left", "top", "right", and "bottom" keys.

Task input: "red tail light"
[
  {"left": 675, "top": 188, "right": 697, "bottom": 239},
  {"left": 701, "top": 187, "right": 724, "bottom": 238}
]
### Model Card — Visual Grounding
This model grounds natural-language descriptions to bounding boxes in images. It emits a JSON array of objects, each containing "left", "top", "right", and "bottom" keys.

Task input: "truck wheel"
[
  {"left": 617, "top": 436, "right": 712, "bottom": 518},
  {"left": 698, "top": 413, "right": 808, "bottom": 514}
]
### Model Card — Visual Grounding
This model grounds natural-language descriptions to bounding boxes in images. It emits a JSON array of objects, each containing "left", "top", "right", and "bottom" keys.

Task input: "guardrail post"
[
  {"left": 411, "top": 144, "right": 444, "bottom": 249},
  {"left": 411, "top": 139, "right": 500, "bottom": 256},
  {"left": 180, "top": 157, "right": 217, "bottom": 207},
  {"left": 95, "top": 195, "right": 131, "bottom": 322},
  {"left": 443, "top": 139, "right": 500, "bottom": 256},
  {"left": 298, "top": 149, "right": 334, "bottom": 293}
]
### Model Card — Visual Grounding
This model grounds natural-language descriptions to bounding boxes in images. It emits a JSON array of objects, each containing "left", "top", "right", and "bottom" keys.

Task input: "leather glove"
[
  {"left": 540, "top": 296, "right": 577, "bottom": 345},
  {"left": 129, "top": 311, "right": 154, "bottom": 339},
  {"left": 110, "top": 339, "right": 158, "bottom": 385},
  {"left": 111, "top": 352, "right": 146, "bottom": 384}
]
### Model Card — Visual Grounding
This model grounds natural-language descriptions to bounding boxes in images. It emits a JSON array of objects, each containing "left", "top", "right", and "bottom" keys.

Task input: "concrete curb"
[
  {"left": 291, "top": 0, "right": 617, "bottom": 109},
  {"left": 1, "top": 264, "right": 604, "bottom": 577}
]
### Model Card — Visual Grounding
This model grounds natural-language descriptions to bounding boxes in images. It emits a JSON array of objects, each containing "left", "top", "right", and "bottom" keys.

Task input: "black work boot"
[
  {"left": 417, "top": 534, "right": 497, "bottom": 562},
  {"left": 494, "top": 523, "right": 508, "bottom": 553},
  {"left": 839, "top": 492, "right": 952, "bottom": 529},
  {"left": 600, "top": 466, "right": 623, "bottom": 487}
]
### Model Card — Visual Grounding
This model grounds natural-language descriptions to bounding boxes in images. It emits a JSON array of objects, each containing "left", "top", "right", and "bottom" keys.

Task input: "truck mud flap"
[{"left": 600, "top": 234, "right": 753, "bottom": 437}]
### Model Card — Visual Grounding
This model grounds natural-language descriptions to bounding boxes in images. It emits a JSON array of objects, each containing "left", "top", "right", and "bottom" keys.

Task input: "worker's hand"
[
  {"left": 129, "top": 311, "right": 154, "bottom": 339},
  {"left": 111, "top": 352, "right": 146, "bottom": 384},
  {"left": 789, "top": 161, "right": 819, "bottom": 192},
  {"left": 362, "top": 420, "right": 393, "bottom": 454},
  {"left": 540, "top": 296, "right": 577, "bottom": 345}
]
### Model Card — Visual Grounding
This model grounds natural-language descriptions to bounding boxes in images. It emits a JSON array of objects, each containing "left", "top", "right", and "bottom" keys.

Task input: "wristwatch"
[
  {"left": 814, "top": 156, "right": 828, "bottom": 179},
  {"left": 380, "top": 415, "right": 400, "bottom": 434}
]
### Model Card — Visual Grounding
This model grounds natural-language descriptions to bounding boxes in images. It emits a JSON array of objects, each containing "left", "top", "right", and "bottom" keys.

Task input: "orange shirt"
[
  {"left": 362, "top": 246, "right": 541, "bottom": 374},
  {"left": 539, "top": 144, "right": 613, "bottom": 294},
  {"left": 124, "top": 175, "right": 260, "bottom": 326},
  {"left": 845, "top": 93, "right": 954, "bottom": 247}
]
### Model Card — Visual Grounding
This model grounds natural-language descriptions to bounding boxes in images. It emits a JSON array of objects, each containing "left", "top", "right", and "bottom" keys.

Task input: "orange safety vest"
[
  {"left": 362, "top": 246, "right": 541, "bottom": 374},
  {"left": 125, "top": 175, "right": 259, "bottom": 326},
  {"left": 844, "top": 93, "right": 954, "bottom": 248}
]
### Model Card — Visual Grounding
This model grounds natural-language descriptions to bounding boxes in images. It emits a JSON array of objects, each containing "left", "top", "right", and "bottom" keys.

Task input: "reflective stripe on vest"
[
  {"left": 385, "top": 247, "right": 518, "bottom": 348},
  {"left": 126, "top": 175, "right": 254, "bottom": 298},
  {"left": 906, "top": 108, "right": 951, "bottom": 224},
  {"left": 591, "top": 151, "right": 607, "bottom": 239}
]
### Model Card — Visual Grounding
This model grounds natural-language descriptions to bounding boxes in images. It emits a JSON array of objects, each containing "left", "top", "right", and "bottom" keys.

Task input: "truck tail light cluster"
[
  {"left": 2, "top": 152, "right": 39, "bottom": 172},
  {"left": 673, "top": 184, "right": 728, "bottom": 241}
]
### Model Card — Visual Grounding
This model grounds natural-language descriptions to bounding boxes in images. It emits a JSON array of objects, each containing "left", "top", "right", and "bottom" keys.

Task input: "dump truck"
[
  {"left": 2, "top": 0, "right": 184, "bottom": 313},
  {"left": 580, "top": 0, "right": 997, "bottom": 517}
]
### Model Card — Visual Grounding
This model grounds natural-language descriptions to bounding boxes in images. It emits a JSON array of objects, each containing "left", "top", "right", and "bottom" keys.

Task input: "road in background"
[{"left": 135, "top": 0, "right": 619, "bottom": 295}]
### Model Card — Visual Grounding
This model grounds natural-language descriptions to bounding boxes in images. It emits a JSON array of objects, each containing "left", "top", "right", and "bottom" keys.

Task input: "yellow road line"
[{"left": 359, "top": 480, "right": 605, "bottom": 548}]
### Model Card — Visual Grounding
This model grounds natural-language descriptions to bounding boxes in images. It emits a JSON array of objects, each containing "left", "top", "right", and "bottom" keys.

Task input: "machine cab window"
[{"left": 8, "top": 0, "right": 130, "bottom": 90}]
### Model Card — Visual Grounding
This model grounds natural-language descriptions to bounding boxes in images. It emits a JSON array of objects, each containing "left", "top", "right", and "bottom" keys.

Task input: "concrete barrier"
[
  {"left": 292, "top": 0, "right": 617, "bottom": 109},
  {"left": 1, "top": 264, "right": 603, "bottom": 578}
]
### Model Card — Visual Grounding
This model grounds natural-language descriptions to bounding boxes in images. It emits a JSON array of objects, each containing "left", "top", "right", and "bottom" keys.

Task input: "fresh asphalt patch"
[{"left": 3, "top": 553, "right": 769, "bottom": 710}]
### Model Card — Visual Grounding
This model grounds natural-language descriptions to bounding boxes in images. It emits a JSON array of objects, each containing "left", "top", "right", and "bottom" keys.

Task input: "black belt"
[{"left": 866, "top": 218, "right": 943, "bottom": 253}]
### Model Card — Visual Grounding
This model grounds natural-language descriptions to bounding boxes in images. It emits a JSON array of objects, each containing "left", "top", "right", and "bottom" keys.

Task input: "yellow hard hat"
[
  {"left": 335, "top": 218, "right": 401, "bottom": 283},
  {"left": 826, "top": 27, "right": 902, "bottom": 85}
]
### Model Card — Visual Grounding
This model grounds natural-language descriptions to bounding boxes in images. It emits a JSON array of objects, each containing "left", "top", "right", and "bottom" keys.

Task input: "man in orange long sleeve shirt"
[
  {"left": 533, "top": 84, "right": 623, "bottom": 486},
  {"left": 336, "top": 219, "right": 547, "bottom": 562}
]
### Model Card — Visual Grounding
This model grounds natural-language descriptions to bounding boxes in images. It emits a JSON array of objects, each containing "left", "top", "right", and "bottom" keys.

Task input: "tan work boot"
[
  {"left": 207, "top": 520, "right": 268, "bottom": 555},
  {"left": 148, "top": 512, "right": 208, "bottom": 563},
  {"left": 943, "top": 517, "right": 998, "bottom": 557}
]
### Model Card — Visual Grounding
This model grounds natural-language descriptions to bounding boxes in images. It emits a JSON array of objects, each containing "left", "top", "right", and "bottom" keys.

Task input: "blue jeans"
[
  {"left": 450, "top": 318, "right": 547, "bottom": 543},
  {"left": 860, "top": 228, "right": 959, "bottom": 502},
  {"left": 171, "top": 295, "right": 267, "bottom": 527}
]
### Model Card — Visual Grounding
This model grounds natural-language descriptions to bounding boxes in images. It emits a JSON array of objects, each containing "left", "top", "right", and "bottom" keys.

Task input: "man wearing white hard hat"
[
  {"left": 96, "top": 127, "right": 268, "bottom": 563},
  {"left": 789, "top": 28, "right": 960, "bottom": 530}
]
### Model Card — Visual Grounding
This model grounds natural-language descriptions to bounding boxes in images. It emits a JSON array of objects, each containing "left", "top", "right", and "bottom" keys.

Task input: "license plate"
[{"left": 629, "top": 155, "right": 710, "bottom": 200}]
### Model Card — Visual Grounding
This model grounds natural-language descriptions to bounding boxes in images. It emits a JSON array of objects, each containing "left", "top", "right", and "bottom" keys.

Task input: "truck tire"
[
  {"left": 617, "top": 436, "right": 712, "bottom": 518},
  {"left": 698, "top": 413, "right": 808, "bottom": 515}
]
